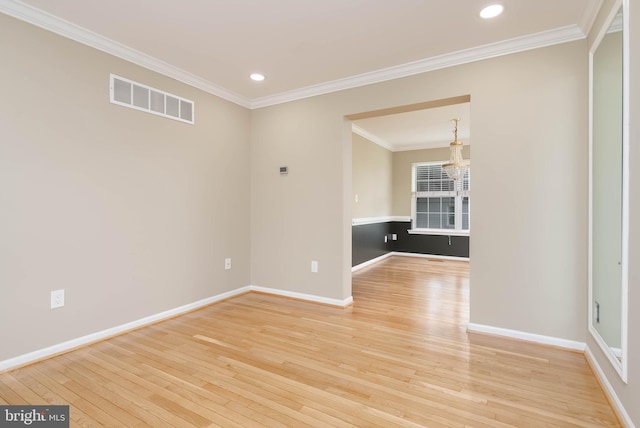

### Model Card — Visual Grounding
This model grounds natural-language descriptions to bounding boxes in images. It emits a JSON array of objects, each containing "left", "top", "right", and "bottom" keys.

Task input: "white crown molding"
[
  {"left": 250, "top": 25, "right": 586, "bottom": 109},
  {"left": 351, "top": 124, "right": 394, "bottom": 151},
  {"left": 2, "top": 0, "right": 586, "bottom": 110},
  {"left": 0, "top": 0, "right": 252, "bottom": 108},
  {"left": 609, "top": 11, "right": 624, "bottom": 33}
]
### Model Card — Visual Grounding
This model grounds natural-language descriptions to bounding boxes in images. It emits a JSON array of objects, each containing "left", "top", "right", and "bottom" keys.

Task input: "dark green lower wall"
[{"left": 352, "top": 221, "right": 470, "bottom": 267}]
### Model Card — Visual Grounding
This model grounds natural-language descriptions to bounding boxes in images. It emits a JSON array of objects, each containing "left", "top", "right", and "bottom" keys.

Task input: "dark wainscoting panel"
[
  {"left": 391, "top": 221, "right": 469, "bottom": 258},
  {"left": 352, "top": 221, "right": 470, "bottom": 267},
  {"left": 351, "top": 222, "right": 393, "bottom": 266},
  {"left": 352, "top": 222, "right": 392, "bottom": 266}
]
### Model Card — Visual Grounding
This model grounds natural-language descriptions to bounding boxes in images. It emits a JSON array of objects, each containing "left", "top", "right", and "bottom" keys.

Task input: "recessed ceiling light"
[
  {"left": 250, "top": 73, "right": 265, "bottom": 81},
  {"left": 480, "top": 4, "right": 504, "bottom": 19}
]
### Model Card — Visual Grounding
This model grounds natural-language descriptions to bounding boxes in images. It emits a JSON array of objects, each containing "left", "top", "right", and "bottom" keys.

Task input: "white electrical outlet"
[
  {"left": 311, "top": 260, "right": 318, "bottom": 273},
  {"left": 51, "top": 289, "right": 64, "bottom": 309},
  {"left": 384, "top": 235, "right": 388, "bottom": 243},
  {"left": 225, "top": 258, "right": 232, "bottom": 270},
  {"left": 392, "top": 234, "right": 397, "bottom": 240},
  {"left": 355, "top": 194, "right": 359, "bottom": 203}
]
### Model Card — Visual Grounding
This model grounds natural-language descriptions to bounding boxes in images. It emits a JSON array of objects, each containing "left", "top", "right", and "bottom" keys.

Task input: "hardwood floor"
[{"left": 0, "top": 256, "right": 620, "bottom": 427}]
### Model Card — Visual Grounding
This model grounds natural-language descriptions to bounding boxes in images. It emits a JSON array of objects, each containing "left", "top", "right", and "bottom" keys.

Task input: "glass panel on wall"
[
  {"left": 462, "top": 197, "right": 469, "bottom": 230},
  {"left": 416, "top": 197, "right": 456, "bottom": 229},
  {"left": 442, "top": 197, "right": 455, "bottom": 229},
  {"left": 416, "top": 212, "right": 428, "bottom": 228}
]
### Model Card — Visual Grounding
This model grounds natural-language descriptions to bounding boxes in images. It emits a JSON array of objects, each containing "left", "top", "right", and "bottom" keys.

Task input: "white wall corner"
[
  {"left": 466, "top": 323, "right": 586, "bottom": 351},
  {"left": 585, "top": 346, "right": 635, "bottom": 428}
]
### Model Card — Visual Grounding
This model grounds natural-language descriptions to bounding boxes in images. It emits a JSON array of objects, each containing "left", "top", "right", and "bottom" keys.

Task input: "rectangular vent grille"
[{"left": 110, "top": 74, "right": 194, "bottom": 124}]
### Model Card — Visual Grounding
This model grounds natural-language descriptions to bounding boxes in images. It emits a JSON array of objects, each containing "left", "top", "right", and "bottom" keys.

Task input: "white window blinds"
[{"left": 412, "top": 163, "right": 470, "bottom": 231}]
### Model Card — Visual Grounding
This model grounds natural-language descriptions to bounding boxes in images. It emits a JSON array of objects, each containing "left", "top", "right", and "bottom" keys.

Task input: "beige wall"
[
  {"left": 351, "top": 133, "right": 393, "bottom": 219},
  {"left": 0, "top": 15, "right": 251, "bottom": 361},
  {"left": 467, "top": 46, "right": 588, "bottom": 340},
  {"left": 586, "top": 1, "right": 640, "bottom": 425},
  {"left": 250, "top": 100, "right": 348, "bottom": 299},
  {"left": 392, "top": 146, "right": 471, "bottom": 216},
  {"left": 251, "top": 40, "right": 588, "bottom": 339}
]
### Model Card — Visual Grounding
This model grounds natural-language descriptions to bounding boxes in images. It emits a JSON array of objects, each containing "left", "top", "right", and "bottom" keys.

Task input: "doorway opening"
[{"left": 347, "top": 95, "right": 471, "bottom": 270}]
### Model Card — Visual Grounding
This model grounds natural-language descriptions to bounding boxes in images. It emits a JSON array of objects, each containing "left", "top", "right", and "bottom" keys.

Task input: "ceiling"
[
  {"left": 3, "top": 0, "right": 600, "bottom": 149},
  {"left": 353, "top": 103, "right": 470, "bottom": 151}
]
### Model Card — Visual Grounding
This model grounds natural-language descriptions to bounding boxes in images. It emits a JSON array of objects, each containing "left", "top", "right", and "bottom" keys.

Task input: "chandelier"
[{"left": 442, "top": 118, "right": 469, "bottom": 182}]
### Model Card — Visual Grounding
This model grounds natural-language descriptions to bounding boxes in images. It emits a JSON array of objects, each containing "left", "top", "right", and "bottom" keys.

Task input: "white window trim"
[
  {"left": 407, "top": 229, "right": 470, "bottom": 237},
  {"left": 410, "top": 161, "right": 470, "bottom": 234}
]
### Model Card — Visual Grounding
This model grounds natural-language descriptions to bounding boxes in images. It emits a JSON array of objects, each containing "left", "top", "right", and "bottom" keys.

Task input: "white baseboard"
[
  {"left": 249, "top": 285, "right": 353, "bottom": 307},
  {"left": 467, "top": 324, "right": 634, "bottom": 426},
  {"left": 391, "top": 252, "right": 470, "bottom": 262},
  {"left": 0, "top": 286, "right": 251, "bottom": 373},
  {"left": 585, "top": 346, "right": 635, "bottom": 428},
  {"left": 0, "top": 285, "right": 353, "bottom": 373},
  {"left": 352, "top": 252, "right": 393, "bottom": 272},
  {"left": 352, "top": 251, "right": 469, "bottom": 272},
  {"left": 467, "top": 323, "right": 586, "bottom": 351}
]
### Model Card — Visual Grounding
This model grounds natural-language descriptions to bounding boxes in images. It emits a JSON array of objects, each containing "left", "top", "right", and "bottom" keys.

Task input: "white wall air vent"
[{"left": 110, "top": 74, "right": 194, "bottom": 124}]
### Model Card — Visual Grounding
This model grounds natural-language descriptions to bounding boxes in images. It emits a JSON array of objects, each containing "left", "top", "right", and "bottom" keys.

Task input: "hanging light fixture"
[{"left": 442, "top": 118, "right": 469, "bottom": 182}]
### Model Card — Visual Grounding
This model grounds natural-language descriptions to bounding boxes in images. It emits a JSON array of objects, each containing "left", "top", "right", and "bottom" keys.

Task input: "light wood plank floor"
[{"left": 0, "top": 256, "right": 619, "bottom": 427}]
